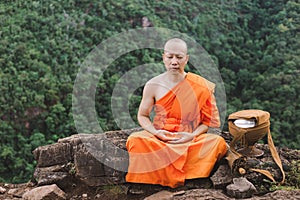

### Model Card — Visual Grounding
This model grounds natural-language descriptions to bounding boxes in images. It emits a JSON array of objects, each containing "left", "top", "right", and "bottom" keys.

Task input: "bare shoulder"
[
  {"left": 144, "top": 73, "right": 170, "bottom": 101},
  {"left": 145, "top": 73, "right": 165, "bottom": 88},
  {"left": 142, "top": 73, "right": 166, "bottom": 101}
]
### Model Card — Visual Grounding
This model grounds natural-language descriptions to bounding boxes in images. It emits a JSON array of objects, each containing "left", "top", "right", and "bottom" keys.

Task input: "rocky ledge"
[{"left": 0, "top": 128, "right": 299, "bottom": 200}]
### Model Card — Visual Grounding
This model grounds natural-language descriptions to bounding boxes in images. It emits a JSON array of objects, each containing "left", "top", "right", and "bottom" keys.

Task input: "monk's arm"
[
  {"left": 137, "top": 82, "right": 158, "bottom": 135},
  {"left": 137, "top": 82, "right": 176, "bottom": 141},
  {"left": 192, "top": 92, "right": 219, "bottom": 136},
  {"left": 192, "top": 124, "right": 209, "bottom": 137}
]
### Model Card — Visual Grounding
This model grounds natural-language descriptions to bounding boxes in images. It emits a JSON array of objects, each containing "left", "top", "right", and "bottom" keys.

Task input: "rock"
[
  {"left": 74, "top": 142, "right": 127, "bottom": 186},
  {"left": 33, "top": 143, "right": 72, "bottom": 167},
  {"left": 144, "top": 190, "right": 185, "bottom": 200},
  {"left": 7, "top": 187, "right": 30, "bottom": 198},
  {"left": 259, "top": 189, "right": 300, "bottom": 200},
  {"left": 27, "top": 128, "right": 299, "bottom": 199},
  {"left": 0, "top": 186, "right": 6, "bottom": 194},
  {"left": 34, "top": 165, "right": 70, "bottom": 186},
  {"left": 173, "top": 189, "right": 230, "bottom": 199},
  {"left": 226, "top": 177, "right": 257, "bottom": 198},
  {"left": 82, "top": 193, "right": 88, "bottom": 198},
  {"left": 33, "top": 130, "right": 134, "bottom": 187},
  {"left": 210, "top": 164, "right": 233, "bottom": 188},
  {"left": 184, "top": 178, "right": 212, "bottom": 189},
  {"left": 22, "top": 184, "right": 66, "bottom": 200}
]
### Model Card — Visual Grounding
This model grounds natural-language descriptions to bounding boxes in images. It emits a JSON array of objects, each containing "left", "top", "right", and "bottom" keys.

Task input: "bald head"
[{"left": 164, "top": 38, "right": 188, "bottom": 55}]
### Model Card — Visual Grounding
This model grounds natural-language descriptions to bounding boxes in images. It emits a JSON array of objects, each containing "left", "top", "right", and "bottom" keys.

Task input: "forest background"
[{"left": 0, "top": 0, "right": 299, "bottom": 184}]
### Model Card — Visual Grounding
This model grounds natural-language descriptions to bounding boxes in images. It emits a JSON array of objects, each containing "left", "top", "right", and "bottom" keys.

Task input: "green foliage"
[{"left": 0, "top": 0, "right": 299, "bottom": 183}]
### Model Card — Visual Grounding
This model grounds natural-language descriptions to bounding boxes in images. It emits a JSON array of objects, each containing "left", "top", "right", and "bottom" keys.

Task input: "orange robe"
[{"left": 126, "top": 72, "right": 227, "bottom": 188}]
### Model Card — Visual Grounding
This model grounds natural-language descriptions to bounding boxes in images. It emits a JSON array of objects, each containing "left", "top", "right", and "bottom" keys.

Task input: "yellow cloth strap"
[
  {"left": 249, "top": 129, "right": 285, "bottom": 184},
  {"left": 266, "top": 128, "right": 285, "bottom": 184},
  {"left": 249, "top": 168, "right": 276, "bottom": 182}
]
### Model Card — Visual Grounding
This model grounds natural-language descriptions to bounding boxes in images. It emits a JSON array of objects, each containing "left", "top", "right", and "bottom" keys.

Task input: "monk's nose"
[{"left": 171, "top": 57, "right": 179, "bottom": 64}]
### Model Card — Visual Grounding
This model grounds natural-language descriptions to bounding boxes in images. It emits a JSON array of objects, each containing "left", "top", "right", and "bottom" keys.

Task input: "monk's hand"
[
  {"left": 154, "top": 130, "right": 180, "bottom": 142},
  {"left": 167, "top": 132, "right": 194, "bottom": 144}
]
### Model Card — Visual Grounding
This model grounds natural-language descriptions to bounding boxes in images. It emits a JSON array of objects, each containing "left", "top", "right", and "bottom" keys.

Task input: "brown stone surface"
[
  {"left": 33, "top": 131, "right": 130, "bottom": 188},
  {"left": 22, "top": 184, "right": 66, "bottom": 200},
  {"left": 0, "top": 128, "right": 297, "bottom": 200},
  {"left": 33, "top": 143, "right": 72, "bottom": 167},
  {"left": 259, "top": 189, "right": 300, "bottom": 200},
  {"left": 34, "top": 164, "right": 71, "bottom": 187},
  {"left": 144, "top": 190, "right": 185, "bottom": 200},
  {"left": 210, "top": 164, "right": 233, "bottom": 189},
  {"left": 7, "top": 187, "right": 30, "bottom": 198},
  {"left": 226, "top": 177, "right": 257, "bottom": 198},
  {"left": 0, "top": 186, "right": 6, "bottom": 194},
  {"left": 173, "top": 189, "right": 231, "bottom": 200}
]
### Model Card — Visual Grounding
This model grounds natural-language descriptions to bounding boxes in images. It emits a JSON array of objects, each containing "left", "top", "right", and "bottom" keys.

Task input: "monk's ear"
[
  {"left": 162, "top": 53, "right": 166, "bottom": 61},
  {"left": 185, "top": 54, "right": 189, "bottom": 63}
]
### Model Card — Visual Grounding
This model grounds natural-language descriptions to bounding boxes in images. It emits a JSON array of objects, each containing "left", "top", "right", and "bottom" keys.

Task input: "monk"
[{"left": 126, "top": 38, "right": 227, "bottom": 188}]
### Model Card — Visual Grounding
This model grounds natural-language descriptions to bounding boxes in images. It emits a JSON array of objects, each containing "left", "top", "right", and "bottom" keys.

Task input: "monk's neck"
[{"left": 165, "top": 72, "right": 187, "bottom": 84}]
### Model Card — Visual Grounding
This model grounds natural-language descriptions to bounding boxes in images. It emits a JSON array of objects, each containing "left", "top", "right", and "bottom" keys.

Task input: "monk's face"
[{"left": 163, "top": 40, "right": 189, "bottom": 75}]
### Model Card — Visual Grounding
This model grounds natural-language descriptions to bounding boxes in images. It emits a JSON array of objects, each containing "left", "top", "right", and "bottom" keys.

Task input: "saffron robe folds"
[{"left": 126, "top": 73, "right": 227, "bottom": 188}]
